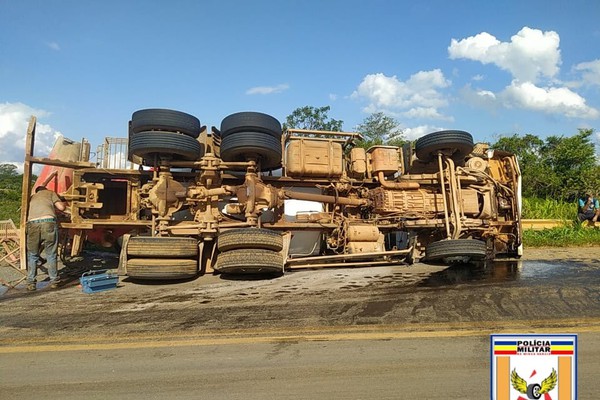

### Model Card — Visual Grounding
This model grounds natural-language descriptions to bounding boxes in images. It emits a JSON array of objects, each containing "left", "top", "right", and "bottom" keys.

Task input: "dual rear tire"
[
  {"left": 125, "top": 237, "right": 199, "bottom": 280},
  {"left": 219, "top": 112, "right": 283, "bottom": 171},
  {"left": 214, "top": 228, "right": 284, "bottom": 275},
  {"left": 128, "top": 109, "right": 205, "bottom": 165},
  {"left": 128, "top": 109, "right": 283, "bottom": 169}
]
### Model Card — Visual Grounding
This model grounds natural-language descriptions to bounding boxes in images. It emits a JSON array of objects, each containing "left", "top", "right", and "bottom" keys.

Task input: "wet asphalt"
[{"left": 0, "top": 248, "right": 599, "bottom": 340}]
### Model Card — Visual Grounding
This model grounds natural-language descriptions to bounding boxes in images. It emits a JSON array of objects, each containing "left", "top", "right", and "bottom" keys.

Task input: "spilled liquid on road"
[{"left": 420, "top": 259, "right": 595, "bottom": 288}]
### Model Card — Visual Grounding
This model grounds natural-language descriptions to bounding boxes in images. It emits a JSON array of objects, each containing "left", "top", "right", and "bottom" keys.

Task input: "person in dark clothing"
[
  {"left": 26, "top": 186, "right": 66, "bottom": 291},
  {"left": 578, "top": 192, "right": 600, "bottom": 223}
]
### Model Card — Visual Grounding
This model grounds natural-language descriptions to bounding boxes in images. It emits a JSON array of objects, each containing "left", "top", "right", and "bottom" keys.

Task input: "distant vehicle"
[{"left": 22, "top": 109, "right": 522, "bottom": 280}]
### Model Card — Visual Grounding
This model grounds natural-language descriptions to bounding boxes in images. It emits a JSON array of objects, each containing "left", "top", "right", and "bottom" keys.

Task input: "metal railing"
[{"left": 96, "top": 137, "right": 135, "bottom": 170}]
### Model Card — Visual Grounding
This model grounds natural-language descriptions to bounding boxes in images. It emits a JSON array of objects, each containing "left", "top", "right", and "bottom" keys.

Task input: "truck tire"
[
  {"left": 425, "top": 239, "right": 487, "bottom": 263},
  {"left": 415, "top": 130, "right": 474, "bottom": 162},
  {"left": 220, "top": 131, "right": 282, "bottom": 170},
  {"left": 215, "top": 249, "right": 284, "bottom": 275},
  {"left": 220, "top": 112, "right": 282, "bottom": 138},
  {"left": 217, "top": 228, "right": 283, "bottom": 252},
  {"left": 129, "top": 131, "right": 204, "bottom": 162},
  {"left": 127, "top": 237, "right": 199, "bottom": 258},
  {"left": 126, "top": 258, "right": 199, "bottom": 280},
  {"left": 131, "top": 109, "right": 201, "bottom": 138}
]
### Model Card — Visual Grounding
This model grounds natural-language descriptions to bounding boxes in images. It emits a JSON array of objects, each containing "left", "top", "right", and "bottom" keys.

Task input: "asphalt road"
[
  {"left": 1, "top": 247, "right": 599, "bottom": 398},
  {"left": 0, "top": 332, "right": 598, "bottom": 400}
]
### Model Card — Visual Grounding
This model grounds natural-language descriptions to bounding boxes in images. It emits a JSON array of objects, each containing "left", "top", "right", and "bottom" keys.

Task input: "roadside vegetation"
[
  {"left": 523, "top": 224, "right": 600, "bottom": 247},
  {"left": 522, "top": 197, "right": 576, "bottom": 220},
  {"left": 522, "top": 197, "right": 600, "bottom": 247},
  {"left": 493, "top": 129, "right": 600, "bottom": 247},
  {"left": 0, "top": 164, "right": 29, "bottom": 226}
]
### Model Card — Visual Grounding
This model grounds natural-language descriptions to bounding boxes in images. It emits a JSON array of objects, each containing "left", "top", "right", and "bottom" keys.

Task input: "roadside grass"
[
  {"left": 524, "top": 223, "right": 600, "bottom": 247},
  {"left": 522, "top": 197, "right": 600, "bottom": 247},
  {"left": 522, "top": 197, "right": 577, "bottom": 220}
]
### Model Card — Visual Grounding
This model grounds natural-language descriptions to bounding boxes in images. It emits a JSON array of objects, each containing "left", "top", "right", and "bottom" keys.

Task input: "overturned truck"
[{"left": 24, "top": 109, "right": 522, "bottom": 280}]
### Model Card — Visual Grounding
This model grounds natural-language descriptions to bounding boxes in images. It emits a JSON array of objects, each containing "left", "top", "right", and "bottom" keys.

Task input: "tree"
[
  {"left": 283, "top": 106, "right": 343, "bottom": 131},
  {"left": 492, "top": 133, "right": 554, "bottom": 198},
  {"left": 0, "top": 163, "right": 18, "bottom": 176},
  {"left": 355, "top": 112, "right": 405, "bottom": 149},
  {"left": 0, "top": 163, "right": 21, "bottom": 192},
  {"left": 543, "top": 129, "right": 600, "bottom": 200},
  {"left": 0, "top": 163, "right": 24, "bottom": 223},
  {"left": 492, "top": 129, "right": 600, "bottom": 200}
]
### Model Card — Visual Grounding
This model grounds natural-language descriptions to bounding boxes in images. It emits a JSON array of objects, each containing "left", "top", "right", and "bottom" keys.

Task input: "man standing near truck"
[{"left": 26, "top": 186, "right": 66, "bottom": 291}]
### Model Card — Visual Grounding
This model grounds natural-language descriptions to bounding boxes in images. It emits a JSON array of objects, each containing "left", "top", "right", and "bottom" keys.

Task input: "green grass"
[
  {"left": 524, "top": 223, "right": 600, "bottom": 247},
  {"left": 521, "top": 197, "right": 600, "bottom": 247},
  {"left": 522, "top": 197, "right": 577, "bottom": 220}
]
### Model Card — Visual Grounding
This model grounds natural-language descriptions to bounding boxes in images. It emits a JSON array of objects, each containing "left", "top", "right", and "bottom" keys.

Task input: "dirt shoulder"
[{"left": 521, "top": 245, "right": 600, "bottom": 260}]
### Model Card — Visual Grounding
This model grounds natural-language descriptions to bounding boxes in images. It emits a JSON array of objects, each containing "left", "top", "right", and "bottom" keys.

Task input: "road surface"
[{"left": 1, "top": 247, "right": 599, "bottom": 398}]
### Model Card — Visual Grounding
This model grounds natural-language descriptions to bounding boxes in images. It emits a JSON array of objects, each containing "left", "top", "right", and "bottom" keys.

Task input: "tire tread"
[
  {"left": 215, "top": 249, "right": 283, "bottom": 274},
  {"left": 217, "top": 228, "right": 283, "bottom": 252},
  {"left": 131, "top": 109, "right": 201, "bottom": 138},
  {"left": 127, "top": 258, "right": 198, "bottom": 279},
  {"left": 127, "top": 237, "right": 198, "bottom": 258}
]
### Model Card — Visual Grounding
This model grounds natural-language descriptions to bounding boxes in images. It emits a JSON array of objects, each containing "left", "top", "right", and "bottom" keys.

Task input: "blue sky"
[{"left": 1, "top": 0, "right": 599, "bottom": 169}]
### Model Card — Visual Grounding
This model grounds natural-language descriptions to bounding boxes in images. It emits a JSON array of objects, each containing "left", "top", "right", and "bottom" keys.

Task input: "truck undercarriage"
[{"left": 20, "top": 109, "right": 522, "bottom": 280}]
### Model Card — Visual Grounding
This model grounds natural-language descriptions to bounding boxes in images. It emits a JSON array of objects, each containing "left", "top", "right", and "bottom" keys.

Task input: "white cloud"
[
  {"left": 402, "top": 125, "right": 446, "bottom": 141},
  {"left": 246, "top": 83, "right": 289, "bottom": 95},
  {"left": 472, "top": 74, "right": 484, "bottom": 81},
  {"left": 0, "top": 102, "right": 62, "bottom": 172},
  {"left": 449, "top": 27, "right": 561, "bottom": 83},
  {"left": 329, "top": 93, "right": 338, "bottom": 101},
  {"left": 573, "top": 59, "right": 600, "bottom": 87},
  {"left": 451, "top": 27, "right": 599, "bottom": 120},
  {"left": 501, "top": 81, "right": 599, "bottom": 119},
  {"left": 477, "top": 89, "right": 496, "bottom": 99},
  {"left": 458, "top": 84, "right": 500, "bottom": 112},
  {"left": 47, "top": 41, "right": 60, "bottom": 51},
  {"left": 351, "top": 69, "right": 451, "bottom": 120},
  {"left": 403, "top": 107, "right": 453, "bottom": 121}
]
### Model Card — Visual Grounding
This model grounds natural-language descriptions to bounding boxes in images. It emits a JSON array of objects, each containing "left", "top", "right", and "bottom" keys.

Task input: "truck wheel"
[
  {"left": 215, "top": 249, "right": 284, "bottom": 275},
  {"left": 220, "top": 131, "right": 282, "bottom": 170},
  {"left": 129, "top": 131, "right": 204, "bottom": 163},
  {"left": 425, "top": 239, "right": 487, "bottom": 264},
  {"left": 126, "top": 258, "right": 199, "bottom": 280},
  {"left": 131, "top": 109, "right": 201, "bottom": 138},
  {"left": 217, "top": 228, "right": 283, "bottom": 252},
  {"left": 127, "top": 237, "right": 199, "bottom": 258},
  {"left": 415, "top": 130, "right": 474, "bottom": 162},
  {"left": 220, "top": 112, "right": 282, "bottom": 139}
]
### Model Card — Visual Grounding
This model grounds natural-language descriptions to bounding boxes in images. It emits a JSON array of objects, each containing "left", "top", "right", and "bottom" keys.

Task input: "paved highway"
[
  {"left": 1, "top": 247, "right": 599, "bottom": 398},
  {"left": 1, "top": 329, "right": 599, "bottom": 399}
]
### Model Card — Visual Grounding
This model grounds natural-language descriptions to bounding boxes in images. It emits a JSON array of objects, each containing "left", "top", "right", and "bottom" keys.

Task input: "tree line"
[{"left": 0, "top": 164, "right": 28, "bottom": 223}]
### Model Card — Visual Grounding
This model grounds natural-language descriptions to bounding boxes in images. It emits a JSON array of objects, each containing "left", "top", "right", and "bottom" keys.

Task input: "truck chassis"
[{"left": 20, "top": 109, "right": 522, "bottom": 280}]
